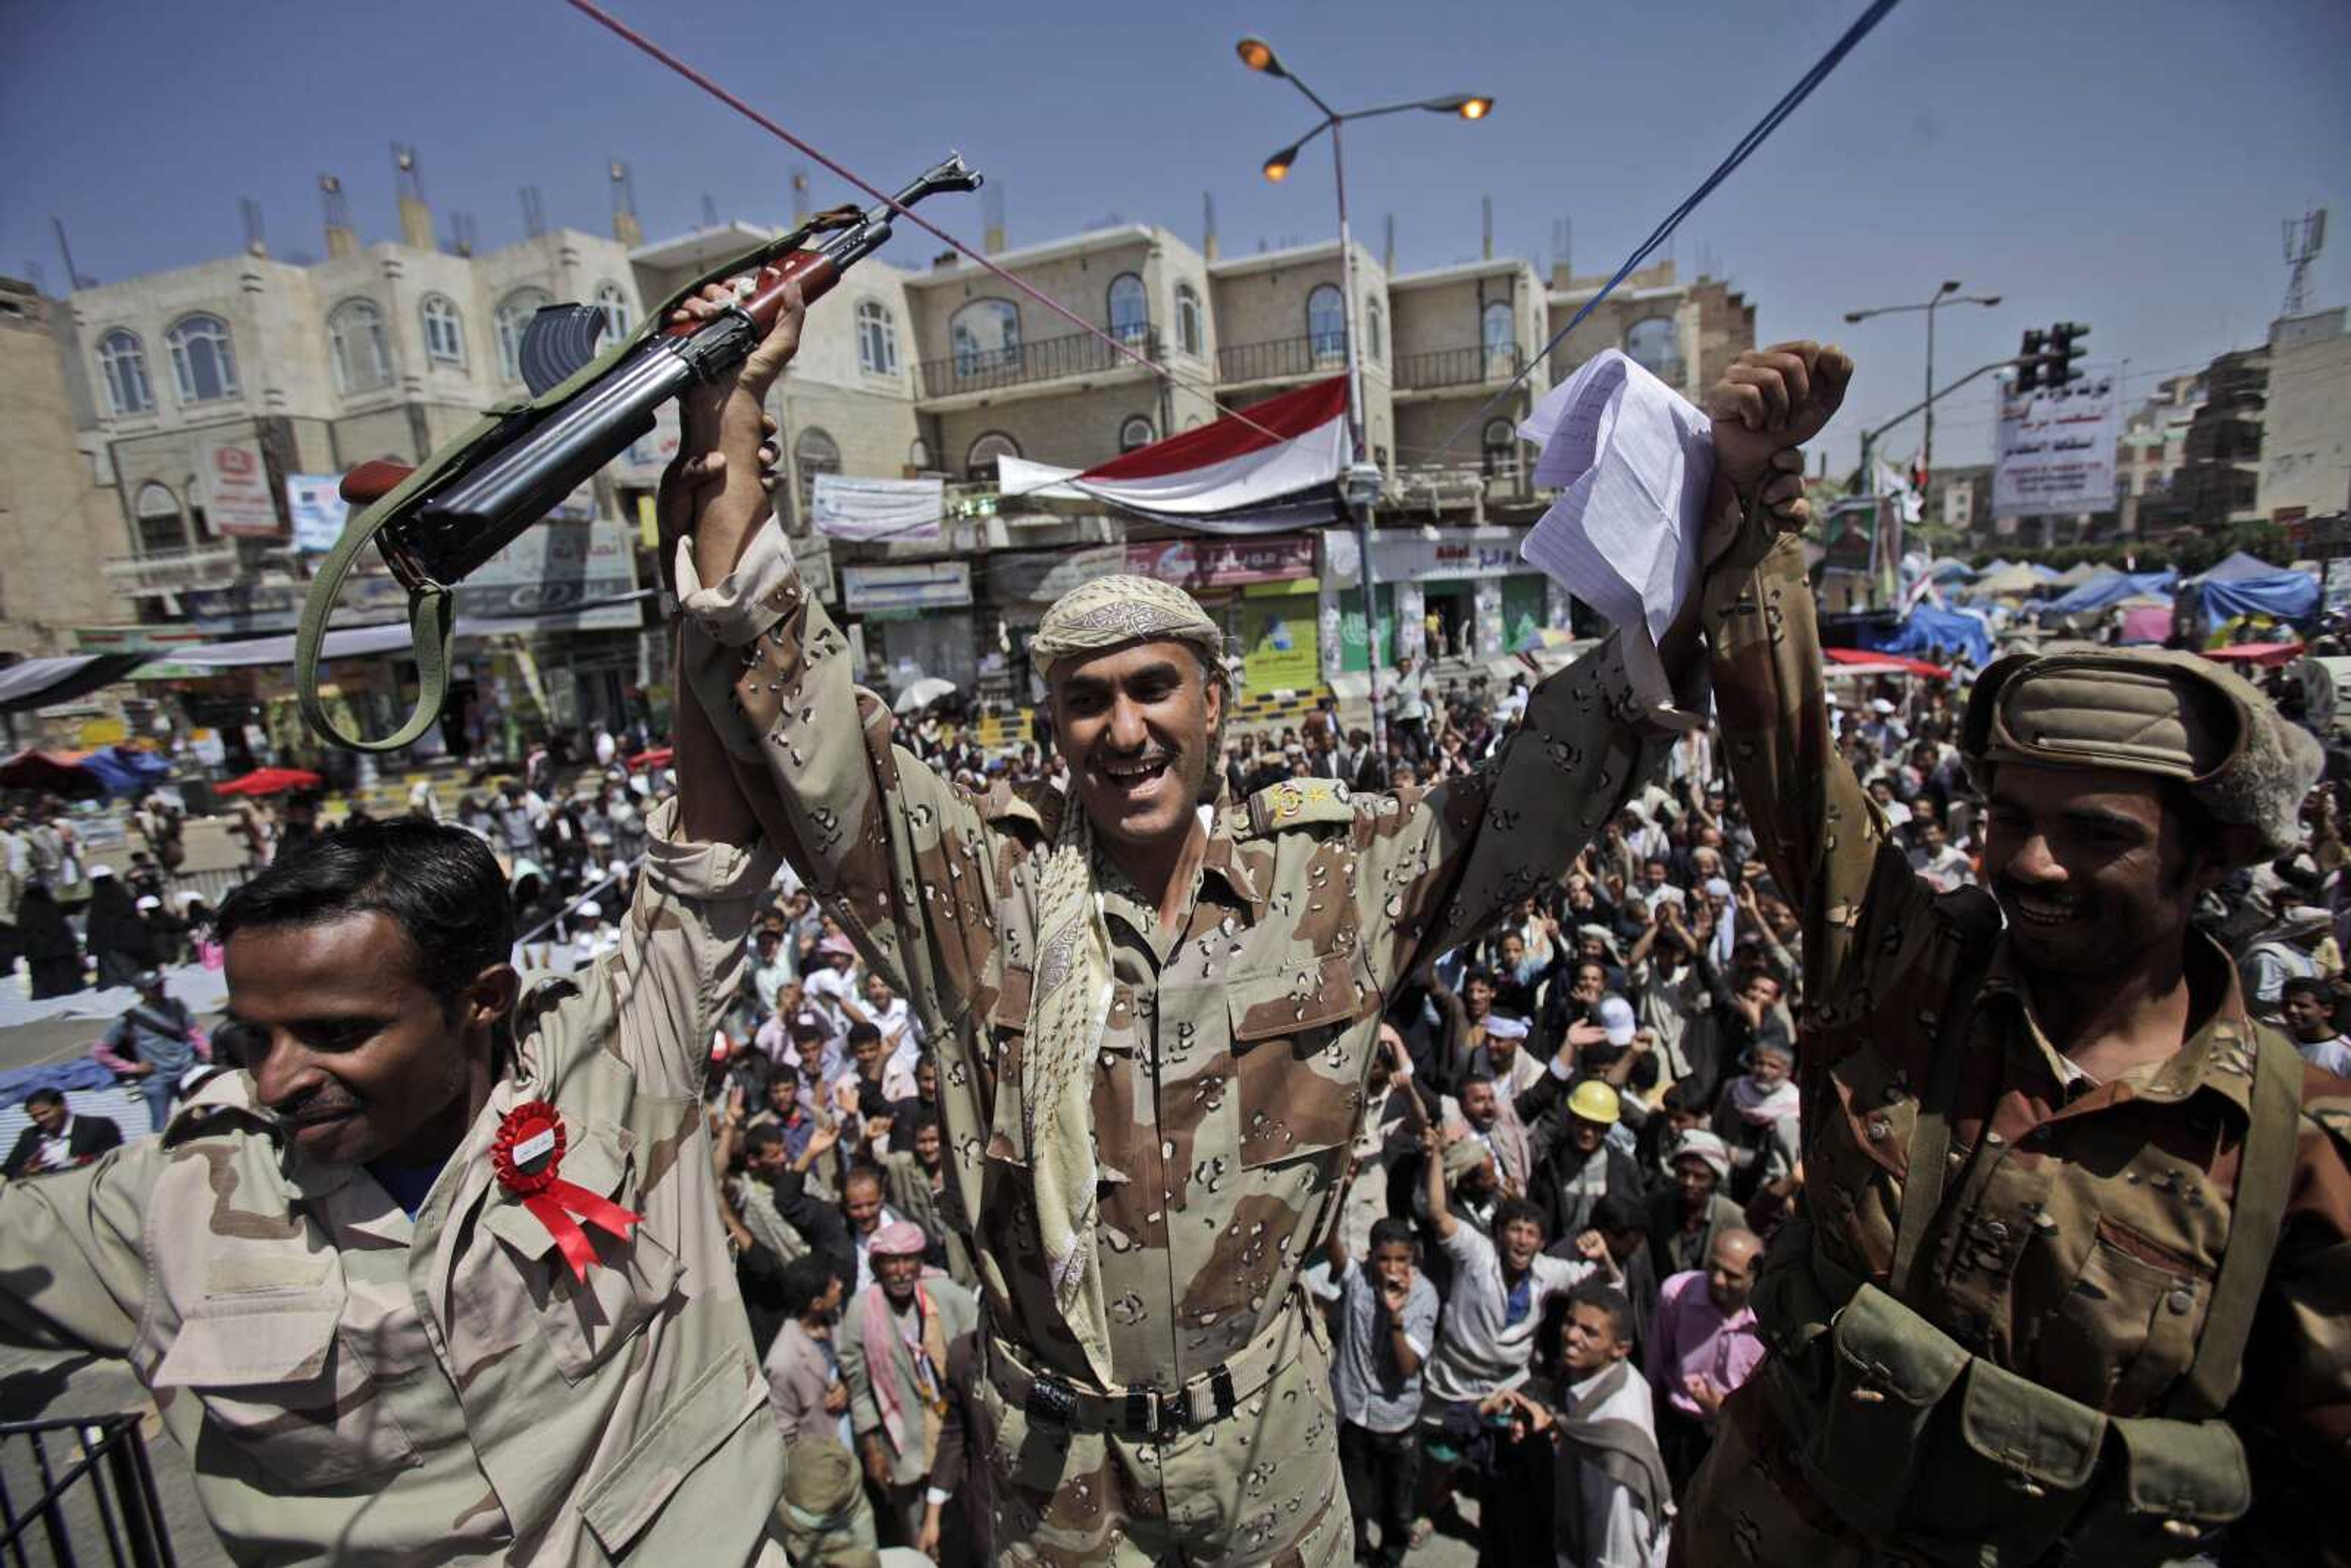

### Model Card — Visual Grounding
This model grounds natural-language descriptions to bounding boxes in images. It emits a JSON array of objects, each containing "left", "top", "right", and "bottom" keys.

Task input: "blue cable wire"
[{"left": 1436, "top": 0, "right": 1902, "bottom": 456}]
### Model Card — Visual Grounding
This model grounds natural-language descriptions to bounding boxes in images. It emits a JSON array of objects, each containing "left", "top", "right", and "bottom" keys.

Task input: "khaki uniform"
[
  {"left": 674, "top": 522, "right": 1677, "bottom": 1566},
  {"left": 1678, "top": 528, "right": 2351, "bottom": 1565},
  {"left": 0, "top": 802, "right": 790, "bottom": 1565}
]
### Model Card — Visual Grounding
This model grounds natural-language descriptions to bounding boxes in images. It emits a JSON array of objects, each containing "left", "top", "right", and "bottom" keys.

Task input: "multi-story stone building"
[
  {"left": 14, "top": 178, "right": 1757, "bottom": 756},
  {"left": 2257, "top": 307, "right": 2351, "bottom": 526}
]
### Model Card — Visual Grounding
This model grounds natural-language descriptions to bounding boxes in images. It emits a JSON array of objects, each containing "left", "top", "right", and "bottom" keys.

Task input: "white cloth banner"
[
  {"left": 1517, "top": 350, "right": 1714, "bottom": 728},
  {"left": 1993, "top": 366, "right": 2119, "bottom": 516},
  {"left": 812, "top": 474, "right": 943, "bottom": 542},
  {"left": 286, "top": 473, "right": 350, "bottom": 552}
]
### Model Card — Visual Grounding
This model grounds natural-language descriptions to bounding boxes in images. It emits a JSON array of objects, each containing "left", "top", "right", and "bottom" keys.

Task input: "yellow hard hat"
[{"left": 1567, "top": 1080, "right": 1621, "bottom": 1126}]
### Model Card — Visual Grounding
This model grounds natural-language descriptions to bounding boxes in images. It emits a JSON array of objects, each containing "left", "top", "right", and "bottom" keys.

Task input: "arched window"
[
  {"left": 133, "top": 482, "right": 186, "bottom": 555},
  {"left": 909, "top": 437, "right": 933, "bottom": 471},
  {"left": 950, "top": 300, "right": 1021, "bottom": 376},
  {"left": 793, "top": 426, "right": 841, "bottom": 511},
  {"left": 856, "top": 300, "right": 899, "bottom": 375},
  {"left": 495, "top": 288, "right": 552, "bottom": 382},
  {"left": 966, "top": 430, "right": 1020, "bottom": 483},
  {"left": 1482, "top": 300, "right": 1515, "bottom": 378},
  {"left": 593, "top": 281, "right": 632, "bottom": 341},
  {"left": 1176, "top": 284, "right": 1204, "bottom": 357},
  {"left": 1307, "top": 284, "right": 1346, "bottom": 363},
  {"left": 1482, "top": 418, "right": 1520, "bottom": 479},
  {"left": 165, "top": 313, "right": 239, "bottom": 403},
  {"left": 328, "top": 299, "right": 393, "bottom": 394},
  {"left": 1365, "top": 298, "right": 1385, "bottom": 365},
  {"left": 420, "top": 294, "right": 465, "bottom": 366},
  {"left": 1119, "top": 416, "right": 1156, "bottom": 452},
  {"left": 1624, "top": 317, "right": 1681, "bottom": 384},
  {"left": 97, "top": 329, "right": 152, "bottom": 416},
  {"left": 1108, "top": 274, "right": 1149, "bottom": 345}
]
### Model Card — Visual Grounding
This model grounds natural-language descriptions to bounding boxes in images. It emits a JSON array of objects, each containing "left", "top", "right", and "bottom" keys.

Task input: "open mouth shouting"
[
  {"left": 1095, "top": 752, "right": 1176, "bottom": 806},
  {"left": 2002, "top": 886, "right": 2084, "bottom": 928}
]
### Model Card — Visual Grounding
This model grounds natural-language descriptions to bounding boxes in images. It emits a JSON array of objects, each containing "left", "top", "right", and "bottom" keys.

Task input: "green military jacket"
[{"left": 0, "top": 801, "right": 789, "bottom": 1565}]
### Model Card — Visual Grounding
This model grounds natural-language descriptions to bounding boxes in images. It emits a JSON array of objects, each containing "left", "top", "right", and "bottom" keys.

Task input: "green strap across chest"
[
  {"left": 294, "top": 468, "right": 454, "bottom": 754},
  {"left": 1889, "top": 934, "right": 1993, "bottom": 1295}
]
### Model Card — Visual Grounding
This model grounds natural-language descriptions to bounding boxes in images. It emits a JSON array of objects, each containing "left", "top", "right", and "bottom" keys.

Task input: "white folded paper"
[{"left": 1517, "top": 350, "right": 1715, "bottom": 727}]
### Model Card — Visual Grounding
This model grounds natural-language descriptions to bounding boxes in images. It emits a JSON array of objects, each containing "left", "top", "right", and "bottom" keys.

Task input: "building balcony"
[
  {"left": 103, "top": 541, "right": 242, "bottom": 598},
  {"left": 1393, "top": 343, "right": 1524, "bottom": 393},
  {"left": 1217, "top": 332, "right": 1350, "bottom": 387},
  {"left": 915, "top": 327, "right": 1158, "bottom": 403}
]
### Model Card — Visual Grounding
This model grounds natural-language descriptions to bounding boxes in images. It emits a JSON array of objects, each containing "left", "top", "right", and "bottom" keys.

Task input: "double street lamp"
[
  {"left": 1843, "top": 279, "right": 2000, "bottom": 484},
  {"left": 1236, "top": 34, "right": 1493, "bottom": 752}
]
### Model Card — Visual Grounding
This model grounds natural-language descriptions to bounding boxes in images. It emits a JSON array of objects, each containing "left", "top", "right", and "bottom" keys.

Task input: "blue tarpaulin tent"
[
  {"left": 1861, "top": 605, "right": 1995, "bottom": 668},
  {"left": 2043, "top": 569, "right": 2179, "bottom": 617},
  {"left": 2194, "top": 568, "right": 2320, "bottom": 629}
]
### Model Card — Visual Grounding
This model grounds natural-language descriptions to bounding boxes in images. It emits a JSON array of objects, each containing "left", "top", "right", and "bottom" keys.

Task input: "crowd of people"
[{"left": 640, "top": 634, "right": 2351, "bottom": 1567}]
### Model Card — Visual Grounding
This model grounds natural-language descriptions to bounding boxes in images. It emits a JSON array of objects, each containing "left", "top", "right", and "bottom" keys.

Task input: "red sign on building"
[{"left": 1125, "top": 533, "right": 1316, "bottom": 590}]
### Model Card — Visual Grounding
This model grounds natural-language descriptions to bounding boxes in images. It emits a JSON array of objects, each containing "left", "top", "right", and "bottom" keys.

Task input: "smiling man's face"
[
  {"left": 228, "top": 912, "right": 508, "bottom": 1168},
  {"left": 1982, "top": 763, "right": 2219, "bottom": 978},
  {"left": 1052, "top": 639, "right": 1221, "bottom": 850}
]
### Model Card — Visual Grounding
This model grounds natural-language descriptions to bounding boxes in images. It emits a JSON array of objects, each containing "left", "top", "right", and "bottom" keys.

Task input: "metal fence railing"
[{"left": 0, "top": 1414, "right": 177, "bottom": 1568}]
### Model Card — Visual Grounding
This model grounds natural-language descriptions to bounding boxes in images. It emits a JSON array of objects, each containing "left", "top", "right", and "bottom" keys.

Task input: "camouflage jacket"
[
  {"left": 676, "top": 522, "right": 1681, "bottom": 1394},
  {"left": 1706, "top": 528, "right": 2351, "bottom": 1507},
  {"left": 0, "top": 801, "right": 788, "bottom": 1565}
]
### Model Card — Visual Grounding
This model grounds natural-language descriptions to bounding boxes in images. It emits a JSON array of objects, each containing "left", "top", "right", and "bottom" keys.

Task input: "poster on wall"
[
  {"left": 286, "top": 474, "right": 349, "bottom": 552},
  {"left": 203, "top": 439, "right": 282, "bottom": 536},
  {"left": 814, "top": 475, "right": 945, "bottom": 542},
  {"left": 1239, "top": 596, "right": 1320, "bottom": 694}
]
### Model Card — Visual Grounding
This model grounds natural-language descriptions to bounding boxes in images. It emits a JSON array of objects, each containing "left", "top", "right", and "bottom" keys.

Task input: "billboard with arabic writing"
[{"left": 1993, "top": 367, "right": 2118, "bottom": 516}]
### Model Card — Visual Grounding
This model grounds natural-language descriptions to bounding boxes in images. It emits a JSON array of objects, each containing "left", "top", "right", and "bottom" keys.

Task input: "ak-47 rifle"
[{"left": 297, "top": 153, "right": 983, "bottom": 752}]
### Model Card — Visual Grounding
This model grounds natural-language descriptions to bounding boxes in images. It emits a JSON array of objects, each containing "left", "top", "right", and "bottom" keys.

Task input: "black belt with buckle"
[{"left": 1022, "top": 1364, "right": 1241, "bottom": 1439}]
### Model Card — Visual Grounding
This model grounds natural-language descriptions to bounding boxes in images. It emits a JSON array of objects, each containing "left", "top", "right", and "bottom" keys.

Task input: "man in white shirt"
[
  {"left": 2281, "top": 977, "right": 2351, "bottom": 1076},
  {"left": 1905, "top": 816, "right": 1975, "bottom": 893}
]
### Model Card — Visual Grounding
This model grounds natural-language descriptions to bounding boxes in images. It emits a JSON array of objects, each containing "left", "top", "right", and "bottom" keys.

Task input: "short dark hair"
[
  {"left": 743, "top": 1123, "right": 785, "bottom": 1158},
  {"left": 779, "top": 1255, "right": 839, "bottom": 1317},
  {"left": 1494, "top": 1197, "right": 1547, "bottom": 1239},
  {"left": 912, "top": 1106, "right": 941, "bottom": 1136},
  {"left": 842, "top": 1163, "right": 883, "bottom": 1196},
  {"left": 2282, "top": 975, "right": 2331, "bottom": 1005},
  {"left": 1567, "top": 1280, "right": 1635, "bottom": 1345},
  {"left": 1590, "top": 1192, "right": 1646, "bottom": 1237},
  {"left": 1368, "top": 1216, "right": 1417, "bottom": 1255},
  {"left": 216, "top": 819, "right": 512, "bottom": 1009},
  {"left": 24, "top": 1088, "right": 64, "bottom": 1112},
  {"left": 847, "top": 1022, "right": 882, "bottom": 1049}
]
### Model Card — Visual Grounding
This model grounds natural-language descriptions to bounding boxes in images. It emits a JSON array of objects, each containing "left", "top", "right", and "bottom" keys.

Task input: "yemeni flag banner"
[{"left": 995, "top": 376, "right": 1350, "bottom": 536}]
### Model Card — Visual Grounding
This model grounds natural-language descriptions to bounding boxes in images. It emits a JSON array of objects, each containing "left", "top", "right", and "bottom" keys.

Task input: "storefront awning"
[{"left": 0, "top": 654, "right": 151, "bottom": 714}]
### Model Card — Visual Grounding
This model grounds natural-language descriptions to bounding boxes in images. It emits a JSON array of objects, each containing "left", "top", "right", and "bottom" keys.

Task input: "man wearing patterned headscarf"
[{"left": 654, "top": 285, "right": 1843, "bottom": 1565}]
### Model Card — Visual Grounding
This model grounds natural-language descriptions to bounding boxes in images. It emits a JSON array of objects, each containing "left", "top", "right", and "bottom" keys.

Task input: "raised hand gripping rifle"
[{"left": 296, "top": 153, "right": 982, "bottom": 752}]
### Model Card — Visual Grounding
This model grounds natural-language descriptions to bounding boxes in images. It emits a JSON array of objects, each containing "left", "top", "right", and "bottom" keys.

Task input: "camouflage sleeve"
[
  {"left": 576, "top": 797, "right": 779, "bottom": 1098},
  {"left": 1359, "top": 637, "right": 1683, "bottom": 993},
  {"left": 1699, "top": 523, "right": 1929, "bottom": 1014},
  {"left": 0, "top": 1139, "right": 165, "bottom": 1356},
  {"left": 674, "top": 522, "right": 997, "bottom": 1037}
]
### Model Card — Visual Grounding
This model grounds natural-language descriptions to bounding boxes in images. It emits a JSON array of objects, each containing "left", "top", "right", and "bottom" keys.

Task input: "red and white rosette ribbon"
[{"left": 491, "top": 1100, "right": 641, "bottom": 1285}]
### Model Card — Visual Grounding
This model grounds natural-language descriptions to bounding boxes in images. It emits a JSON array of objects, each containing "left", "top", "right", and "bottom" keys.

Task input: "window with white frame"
[
  {"left": 328, "top": 299, "right": 394, "bottom": 394},
  {"left": 1119, "top": 416, "right": 1155, "bottom": 452},
  {"left": 1482, "top": 300, "right": 1515, "bottom": 378},
  {"left": 965, "top": 430, "right": 1019, "bottom": 482},
  {"left": 1624, "top": 317, "right": 1682, "bottom": 385},
  {"left": 793, "top": 426, "right": 841, "bottom": 512},
  {"left": 133, "top": 482, "right": 186, "bottom": 555},
  {"left": 909, "top": 437, "right": 933, "bottom": 471},
  {"left": 1365, "top": 298, "right": 1385, "bottom": 365},
  {"left": 1307, "top": 284, "right": 1346, "bottom": 362},
  {"left": 495, "top": 288, "right": 552, "bottom": 383},
  {"left": 98, "top": 329, "right": 153, "bottom": 415},
  {"left": 420, "top": 294, "right": 465, "bottom": 366},
  {"left": 1176, "top": 284, "right": 1204, "bottom": 357},
  {"left": 856, "top": 299, "right": 899, "bottom": 375},
  {"left": 1108, "top": 274, "right": 1149, "bottom": 345},
  {"left": 165, "top": 314, "right": 239, "bottom": 403},
  {"left": 1482, "top": 417, "right": 1520, "bottom": 479},
  {"left": 594, "top": 281, "right": 632, "bottom": 342},
  {"left": 951, "top": 300, "right": 1021, "bottom": 376}
]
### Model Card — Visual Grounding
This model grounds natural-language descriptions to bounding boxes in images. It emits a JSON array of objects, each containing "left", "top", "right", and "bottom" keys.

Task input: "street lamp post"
[
  {"left": 1843, "top": 282, "right": 2001, "bottom": 486},
  {"left": 1237, "top": 35, "right": 1493, "bottom": 760}
]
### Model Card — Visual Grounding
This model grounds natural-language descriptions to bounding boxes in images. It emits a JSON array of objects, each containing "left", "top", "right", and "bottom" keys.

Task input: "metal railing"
[
  {"left": 916, "top": 328, "right": 1158, "bottom": 400},
  {"left": 1393, "top": 343, "right": 1523, "bottom": 391},
  {"left": 0, "top": 1414, "right": 176, "bottom": 1567},
  {"left": 1216, "top": 332, "right": 1349, "bottom": 384}
]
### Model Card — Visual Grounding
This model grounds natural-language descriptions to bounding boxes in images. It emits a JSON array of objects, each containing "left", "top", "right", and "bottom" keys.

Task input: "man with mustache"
[
  {"left": 647, "top": 290, "right": 1840, "bottom": 1566},
  {"left": 0, "top": 305, "right": 808, "bottom": 1562},
  {"left": 1676, "top": 345, "right": 2351, "bottom": 1565}
]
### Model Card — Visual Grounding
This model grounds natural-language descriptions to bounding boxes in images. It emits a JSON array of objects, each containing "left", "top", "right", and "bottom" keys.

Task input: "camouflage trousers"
[{"left": 974, "top": 1329, "right": 1350, "bottom": 1567}]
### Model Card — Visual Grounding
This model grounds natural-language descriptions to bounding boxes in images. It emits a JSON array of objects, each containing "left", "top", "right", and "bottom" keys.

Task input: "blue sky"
[{"left": 6, "top": 0, "right": 2345, "bottom": 475}]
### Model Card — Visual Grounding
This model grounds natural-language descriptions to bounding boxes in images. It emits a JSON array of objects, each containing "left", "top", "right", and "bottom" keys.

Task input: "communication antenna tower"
[
  {"left": 520, "top": 185, "right": 547, "bottom": 238},
  {"left": 2283, "top": 208, "right": 2327, "bottom": 318}
]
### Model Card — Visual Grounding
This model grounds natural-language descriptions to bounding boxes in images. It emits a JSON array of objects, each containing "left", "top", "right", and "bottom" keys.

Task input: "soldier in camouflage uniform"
[
  {"left": 0, "top": 380, "right": 807, "bottom": 1562},
  {"left": 659, "top": 282, "right": 1758, "bottom": 1566},
  {"left": 1676, "top": 343, "right": 2351, "bottom": 1564}
]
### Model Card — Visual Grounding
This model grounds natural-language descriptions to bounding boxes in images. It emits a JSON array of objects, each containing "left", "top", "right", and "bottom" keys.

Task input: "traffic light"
[
  {"left": 2047, "top": 321, "right": 2090, "bottom": 388},
  {"left": 2015, "top": 328, "right": 2046, "bottom": 391}
]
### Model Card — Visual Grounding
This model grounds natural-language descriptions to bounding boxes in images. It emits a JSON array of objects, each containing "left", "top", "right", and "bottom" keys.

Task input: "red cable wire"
[{"left": 561, "top": 0, "right": 1282, "bottom": 443}]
